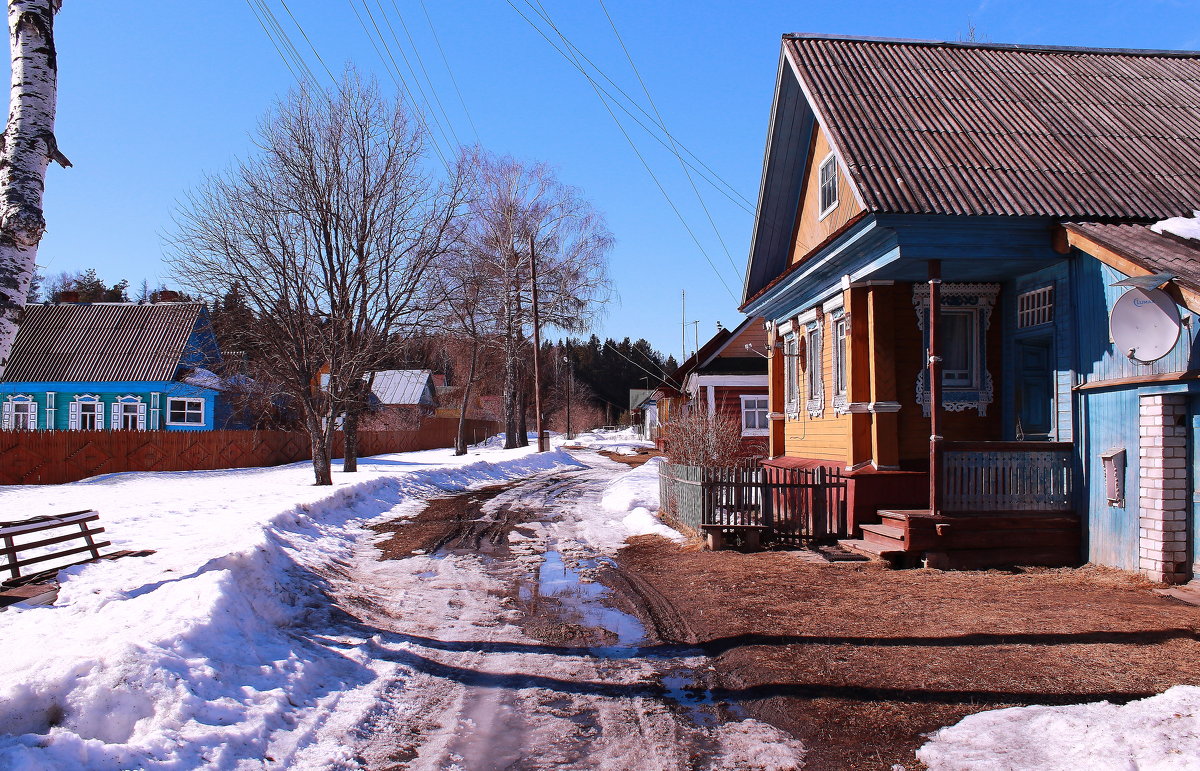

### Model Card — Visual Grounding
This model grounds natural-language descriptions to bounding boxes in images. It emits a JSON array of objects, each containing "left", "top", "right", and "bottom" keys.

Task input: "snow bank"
[
  {"left": 917, "top": 685, "right": 1200, "bottom": 770},
  {"left": 563, "top": 426, "right": 654, "bottom": 456},
  {"left": 600, "top": 456, "right": 684, "bottom": 543},
  {"left": 0, "top": 444, "right": 582, "bottom": 769},
  {"left": 1150, "top": 210, "right": 1200, "bottom": 241}
]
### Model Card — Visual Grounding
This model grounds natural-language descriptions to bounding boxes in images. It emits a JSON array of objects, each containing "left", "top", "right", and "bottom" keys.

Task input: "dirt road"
[{"left": 330, "top": 451, "right": 804, "bottom": 770}]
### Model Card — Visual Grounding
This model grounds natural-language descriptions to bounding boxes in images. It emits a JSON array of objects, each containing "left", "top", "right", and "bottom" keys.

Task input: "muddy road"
[{"left": 331, "top": 452, "right": 803, "bottom": 771}]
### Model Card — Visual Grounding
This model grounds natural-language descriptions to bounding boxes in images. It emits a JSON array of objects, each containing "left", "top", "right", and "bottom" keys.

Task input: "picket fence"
[{"left": 0, "top": 418, "right": 500, "bottom": 485}]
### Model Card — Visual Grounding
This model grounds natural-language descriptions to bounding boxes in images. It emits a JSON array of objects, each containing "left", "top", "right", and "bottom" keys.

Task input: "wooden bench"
[
  {"left": 0, "top": 511, "right": 152, "bottom": 607},
  {"left": 700, "top": 523, "right": 769, "bottom": 551}
]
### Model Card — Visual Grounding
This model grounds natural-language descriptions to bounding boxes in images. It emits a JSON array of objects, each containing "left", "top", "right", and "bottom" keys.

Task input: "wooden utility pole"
[
  {"left": 530, "top": 234, "right": 547, "bottom": 452},
  {"left": 563, "top": 355, "right": 572, "bottom": 440},
  {"left": 927, "top": 260, "right": 943, "bottom": 515}
]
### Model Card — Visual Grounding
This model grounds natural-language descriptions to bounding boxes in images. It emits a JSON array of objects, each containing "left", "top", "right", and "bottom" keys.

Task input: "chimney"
[
  {"left": 155, "top": 289, "right": 181, "bottom": 302},
  {"left": 59, "top": 290, "right": 79, "bottom": 303}
]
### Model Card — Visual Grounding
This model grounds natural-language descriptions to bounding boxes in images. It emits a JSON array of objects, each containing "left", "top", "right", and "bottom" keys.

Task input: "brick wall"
[{"left": 1138, "top": 393, "right": 1189, "bottom": 584}]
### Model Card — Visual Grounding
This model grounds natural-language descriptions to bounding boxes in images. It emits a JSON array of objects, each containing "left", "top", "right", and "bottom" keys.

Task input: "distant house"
[
  {"left": 742, "top": 34, "right": 1200, "bottom": 576},
  {"left": 0, "top": 302, "right": 230, "bottom": 431},
  {"left": 650, "top": 318, "right": 769, "bottom": 456},
  {"left": 359, "top": 369, "right": 437, "bottom": 430}
]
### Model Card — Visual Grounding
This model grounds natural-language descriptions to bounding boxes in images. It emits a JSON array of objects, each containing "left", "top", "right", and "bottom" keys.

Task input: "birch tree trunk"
[{"left": 0, "top": 0, "right": 68, "bottom": 379}]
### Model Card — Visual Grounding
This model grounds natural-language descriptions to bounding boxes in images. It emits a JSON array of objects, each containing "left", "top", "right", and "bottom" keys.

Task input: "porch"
[{"left": 843, "top": 441, "right": 1081, "bottom": 568}]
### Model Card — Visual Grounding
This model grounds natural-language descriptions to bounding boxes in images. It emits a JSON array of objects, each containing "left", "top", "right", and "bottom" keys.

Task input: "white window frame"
[
  {"left": 783, "top": 333, "right": 800, "bottom": 417},
  {"left": 113, "top": 395, "right": 147, "bottom": 431},
  {"left": 70, "top": 395, "right": 103, "bottom": 431},
  {"left": 2, "top": 395, "right": 37, "bottom": 430},
  {"left": 166, "top": 397, "right": 206, "bottom": 427},
  {"left": 940, "top": 308, "right": 982, "bottom": 390},
  {"left": 817, "top": 152, "right": 839, "bottom": 220},
  {"left": 805, "top": 322, "right": 825, "bottom": 418},
  {"left": 739, "top": 394, "right": 769, "bottom": 437}
]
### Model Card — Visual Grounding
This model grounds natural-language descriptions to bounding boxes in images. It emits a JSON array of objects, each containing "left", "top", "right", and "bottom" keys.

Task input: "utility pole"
[
  {"left": 681, "top": 289, "right": 686, "bottom": 362},
  {"left": 530, "top": 233, "right": 547, "bottom": 452},
  {"left": 563, "top": 354, "right": 572, "bottom": 440},
  {"left": 927, "top": 260, "right": 943, "bottom": 515}
]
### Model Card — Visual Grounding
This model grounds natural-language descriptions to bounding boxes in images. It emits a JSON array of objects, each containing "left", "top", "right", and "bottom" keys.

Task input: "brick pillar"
[{"left": 1138, "top": 393, "right": 1190, "bottom": 584}]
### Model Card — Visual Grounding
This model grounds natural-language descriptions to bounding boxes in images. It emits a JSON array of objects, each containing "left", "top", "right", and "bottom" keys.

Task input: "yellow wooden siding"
[
  {"left": 782, "top": 313, "right": 851, "bottom": 463},
  {"left": 789, "top": 127, "right": 863, "bottom": 266}
]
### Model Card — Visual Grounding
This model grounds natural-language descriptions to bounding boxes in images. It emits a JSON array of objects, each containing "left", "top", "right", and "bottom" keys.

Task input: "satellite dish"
[{"left": 1110, "top": 287, "right": 1181, "bottom": 363}]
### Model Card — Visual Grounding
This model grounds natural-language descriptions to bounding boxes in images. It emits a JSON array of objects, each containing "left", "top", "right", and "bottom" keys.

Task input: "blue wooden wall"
[
  {"left": 1001, "top": 262, "right": 1075, "bottom": 441},
  {"left": 1078, "top": 387, "right": 1142, "bottom": 570}
]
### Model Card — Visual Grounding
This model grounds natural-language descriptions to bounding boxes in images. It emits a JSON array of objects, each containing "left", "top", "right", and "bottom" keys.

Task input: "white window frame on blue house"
[
  {"left": 70, "top": 394, "right": 104, "bottom": 430},
  {"left": 3, "top": 394, "right": 37, "bottom": 430},
  {"left": 113, "top": 395, "right": 147, "bottom": 431},
  {"left": 166, "top": 397, "right": 205, "bottom": 427}
]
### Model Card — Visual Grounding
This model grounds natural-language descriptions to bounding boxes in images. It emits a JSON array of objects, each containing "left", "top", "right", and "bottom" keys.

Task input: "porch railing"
[
  {"left": 941, "top": 441, "right": 1073, "bottom": 513},
  {"left": 658, "top": 462, "right": 848, "bottom": 545}
]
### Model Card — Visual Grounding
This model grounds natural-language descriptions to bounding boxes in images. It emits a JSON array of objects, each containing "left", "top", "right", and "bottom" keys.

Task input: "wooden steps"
[{"left": 857, "top": 509, "right": 1081, "bottom": 570}]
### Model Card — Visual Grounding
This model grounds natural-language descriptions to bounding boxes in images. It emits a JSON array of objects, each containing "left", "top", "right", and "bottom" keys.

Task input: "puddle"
[
  {"left": 661, "top": 672, "right": 719, "bottom": 726},
  {"left": 536, "top": 550, "right": 647, "bottom": 649}
]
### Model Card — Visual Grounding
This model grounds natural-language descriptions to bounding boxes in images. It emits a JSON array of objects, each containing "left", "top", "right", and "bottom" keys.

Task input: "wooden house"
[
  {"left": 742, "top": 35, "right": 1200, "bottom": 576},
  {"left": 359, "top": 369, "right": 437, "bottom": 430},
  {"left": 0, "top": 302, "right": 231, "bottom": 431},
  {"left": 651, "top": 317, "right": 770, "bottom": 457}
]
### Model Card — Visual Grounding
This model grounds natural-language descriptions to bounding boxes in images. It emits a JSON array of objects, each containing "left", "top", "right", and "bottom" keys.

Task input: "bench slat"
[
  {"left": 9, "top": 527, "right": 106, "bottom": 554},
  {"left": 0, "top": 512, "right": 99, "bottom": 537},
  {"left": 9, "top": 541, "right": 112, "bottom": 571}
]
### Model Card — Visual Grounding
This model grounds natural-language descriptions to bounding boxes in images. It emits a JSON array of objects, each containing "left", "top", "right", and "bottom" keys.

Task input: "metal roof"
[
  {"left": 1064, "top": 221, "right": 1200, "bottom": 294},
  {"left": 368, "top": 369, "right": 435, "bottom": 406},
  {"left": 785, "top": 35, "right": 1200, "bottom": 219},
  {"left": 3, "top": 303, "right": 204, "bottom": 383}
]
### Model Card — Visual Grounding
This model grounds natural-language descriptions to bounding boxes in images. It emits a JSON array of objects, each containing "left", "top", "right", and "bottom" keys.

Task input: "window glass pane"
[
  {"left": 941, "top": 311, "right": 974, "bottom": 386},
  {"left": 170, "top": 399, "right": 203, "bottom": 424}
]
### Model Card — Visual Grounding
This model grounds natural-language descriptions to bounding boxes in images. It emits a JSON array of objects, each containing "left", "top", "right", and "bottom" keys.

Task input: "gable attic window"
[{"left": 818, "top": 153, "right": 839, "bottom": 219}]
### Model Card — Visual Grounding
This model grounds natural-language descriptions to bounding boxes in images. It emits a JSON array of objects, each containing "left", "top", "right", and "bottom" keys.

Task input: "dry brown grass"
[{"left": 616, "top": 539, "right": 1200, "bottom": 771}]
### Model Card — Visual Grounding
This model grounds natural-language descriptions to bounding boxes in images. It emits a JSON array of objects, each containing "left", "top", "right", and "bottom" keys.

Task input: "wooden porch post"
[
  {"left": 928, "top": 261, "right": 943, "bottom": 516},
  {"left": 867, "top": 286, "right": 899, "bottom": 469},
  {"left": 847, "top": 286, "right": 872, "bottom": 467}
]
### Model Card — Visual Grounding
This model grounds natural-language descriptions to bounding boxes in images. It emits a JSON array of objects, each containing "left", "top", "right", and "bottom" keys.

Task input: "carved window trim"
[{"left": 913, "top": 283, "right": 1000, "bottom": 417}]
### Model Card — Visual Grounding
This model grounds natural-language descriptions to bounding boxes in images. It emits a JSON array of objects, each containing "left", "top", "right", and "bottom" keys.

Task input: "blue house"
[
  {"left": 0, "top": 301, "right": 233, "bottom": 431},
  {"left": 741, "top": 35, "right": 1200, "bottom": 580}
]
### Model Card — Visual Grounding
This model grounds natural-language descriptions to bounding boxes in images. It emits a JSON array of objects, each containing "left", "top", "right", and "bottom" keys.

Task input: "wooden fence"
[
  {"left": 0, "top": 418, "right": 500, "bottom": 485},
  {"left": 658, "top": 462, "right": 848, "bottom": 546}
]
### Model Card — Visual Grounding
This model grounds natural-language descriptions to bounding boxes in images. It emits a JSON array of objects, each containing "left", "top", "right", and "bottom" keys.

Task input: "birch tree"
[
  {"left": 169, "top": 72, "right": 466, "bottom": 485},
  {"left": 462, "top": 151, "right": 613, "bottom": 449},
  {"left": 0, "top": 0, "right": 69, "bottom": 379}
]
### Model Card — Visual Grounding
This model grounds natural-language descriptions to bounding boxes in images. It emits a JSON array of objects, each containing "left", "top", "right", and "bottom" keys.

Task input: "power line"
[
  {"left": 597, "top": 0, "right": 742, "bottom": 279},
  {"left": 508, "top": 0, "right": 739, "bottom": 299},
  {"left": 385, "top": 0, "right": 468, "bottom": 147},
  {"left": 418, "top": 0, "right": 481, "bottom": 143},
  {"left": 277, "top": 0, "right": 337, "bottom": 86},
  {"left": 344, "top": 0, "right": 453, "bottom": 168},
  {"left": 523, "top": 0, "right": 754, "bottom": 214}
]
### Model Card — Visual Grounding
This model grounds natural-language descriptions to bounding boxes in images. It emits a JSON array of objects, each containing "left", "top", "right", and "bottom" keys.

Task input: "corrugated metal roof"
[
  {"left": 369, "top": 369, "right": 434, "bottom": 406},
  {"left": 1064, "top": 221, "right": 1200, "bottom": 293},
  {"left": 785, "top": 35, "right": 1200, "bottom": 219},
  {"left": 3, "top": 303, "right": 204, "bottom": 383}
]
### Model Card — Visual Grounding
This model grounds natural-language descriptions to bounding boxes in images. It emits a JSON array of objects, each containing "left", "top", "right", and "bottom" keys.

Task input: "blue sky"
[{"left": 26, "top": 0, "right": 1200, "bottom": 361}]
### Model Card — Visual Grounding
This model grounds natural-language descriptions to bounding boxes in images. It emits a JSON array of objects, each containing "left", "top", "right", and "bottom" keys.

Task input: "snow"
[
  {"left": 917, "top": 685, "right": 1200, "bottom": 770},
  {"left": 0, "top": 429, "right": 702, "bottom": 769},
  {"left": 1150, "top": 210, "right": 1200, "bottom": 241},
  {"left": 0, "top": 442, "right": 584, "bottom": 769}
]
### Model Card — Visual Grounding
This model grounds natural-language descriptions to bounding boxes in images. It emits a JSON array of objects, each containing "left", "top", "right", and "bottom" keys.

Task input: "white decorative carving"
[{"left": 912, "top": 283, "right": 1000, "bottom": 417}]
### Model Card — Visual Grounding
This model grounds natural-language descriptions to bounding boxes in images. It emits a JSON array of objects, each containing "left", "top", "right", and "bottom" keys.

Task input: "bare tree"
[
  {"left": 169, "top": 71, "right": 465, "bottom": 485},
  {"left": 0, "top": 0, "right": 69, "bottom": 378},
  {"left": 462, "top": 151, "right": 613, "bottom": 449},
  {"left": 661, "top": 411, "right": 755, "bottom": 467}
]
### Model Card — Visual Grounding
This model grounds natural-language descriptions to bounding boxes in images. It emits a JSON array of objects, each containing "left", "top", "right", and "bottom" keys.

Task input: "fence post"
[{"left": 814, "top": 466, "right": 828, "bottom": 538}]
